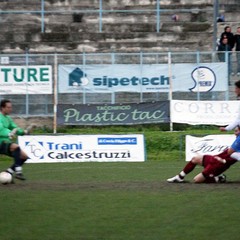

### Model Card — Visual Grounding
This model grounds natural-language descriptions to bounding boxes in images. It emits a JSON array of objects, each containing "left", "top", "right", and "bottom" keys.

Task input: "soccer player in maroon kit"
[{"left": 167, "top": 126, "right": 240, "bottom": 183}]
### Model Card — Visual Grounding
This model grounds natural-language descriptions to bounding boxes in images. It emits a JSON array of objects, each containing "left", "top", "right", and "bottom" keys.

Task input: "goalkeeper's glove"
[
  {"left": 24, "top": 123, "right": 37, "bottom": 135},
  {"left": 8, "top": 128, "right": 18, "bottom": 140}
]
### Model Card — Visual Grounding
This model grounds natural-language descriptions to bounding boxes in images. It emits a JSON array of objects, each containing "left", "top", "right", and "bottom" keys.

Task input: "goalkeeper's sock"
[
  {"left": 12, "top": 147, "right": 22, "bottom": 167},
  {"left": 15, "top": 166, "right": 23, "bottom": 174},
  {"left": 15, "top": 167, "right": 26, "bottom": 180},
  {"left": 19, "top": 158, "right": 27, "bottom": 167},
  {"left": 182, "top": 161, "right": 197, "bottom": 175},
  {"left": 6, "top": 163, "right": 17, "bottom": 174},
  {"left": 6, "top": 167, "right": 15, "bottom": 175}
]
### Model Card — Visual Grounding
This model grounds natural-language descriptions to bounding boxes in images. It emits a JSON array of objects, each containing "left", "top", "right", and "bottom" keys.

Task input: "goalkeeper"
[{"left": 0, "top": 99, "right": 35, "bottom": 181}]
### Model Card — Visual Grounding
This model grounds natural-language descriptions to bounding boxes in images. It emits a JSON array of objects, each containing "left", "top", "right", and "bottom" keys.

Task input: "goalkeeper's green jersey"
[{"left": 0, "top": 113, "right": 25, "bottom": 144}]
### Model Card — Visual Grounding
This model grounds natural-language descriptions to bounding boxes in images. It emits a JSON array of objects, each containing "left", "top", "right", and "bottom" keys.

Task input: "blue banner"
[{"left": 58, "top": 63, "right": 227, "bottom": 93}]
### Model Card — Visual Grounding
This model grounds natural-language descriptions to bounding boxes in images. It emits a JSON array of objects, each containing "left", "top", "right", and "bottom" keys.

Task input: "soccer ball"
[{"left": 0, "top": 171, "right": 12, "bottom": 184}]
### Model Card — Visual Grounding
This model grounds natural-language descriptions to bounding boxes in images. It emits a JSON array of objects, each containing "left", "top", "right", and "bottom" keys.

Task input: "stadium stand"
[
  {"left": 0, "top": 0, "right": 239, "bottom": 54},
  {"left": 0, "top": 0, "right": 214, "bottom": 53}
]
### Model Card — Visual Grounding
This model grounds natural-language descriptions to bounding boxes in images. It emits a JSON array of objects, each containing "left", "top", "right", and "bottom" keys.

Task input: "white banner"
[
  {"left": 18, "top": 134, "right": 146, "bottom": 163},
  {"left": 0, "top": 65, "right": 52, "bottom": 94},
  {"left": 58, "top": 63, "right": 227, "bottom": 93},
  {"left": 171, "top": 100, "right": 240, "bottom": 125},
  {"left": 185, "top": 134, "right": 235, "bottom": 161}
]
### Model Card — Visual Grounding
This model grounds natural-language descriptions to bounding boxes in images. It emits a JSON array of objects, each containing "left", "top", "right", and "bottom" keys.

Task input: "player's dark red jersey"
[{"left": 202, "top": 149, "right": 237, "bottom": 178}]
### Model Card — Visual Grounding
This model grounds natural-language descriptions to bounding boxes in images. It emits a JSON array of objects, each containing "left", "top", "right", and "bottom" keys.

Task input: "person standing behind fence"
[
  {"left": 234, "top": 27, "right": 240, "bottom": 76},
  {"left": 220, "top": 26, "right": 235, "bottom": 50},
  {"left": 218, "top": 37, "right": 232, "bottom": 77}
]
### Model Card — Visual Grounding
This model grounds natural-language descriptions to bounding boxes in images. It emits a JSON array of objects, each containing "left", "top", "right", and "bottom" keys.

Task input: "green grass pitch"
[{"left": 1, "top": 159, "right": 240, "bottom": 240}]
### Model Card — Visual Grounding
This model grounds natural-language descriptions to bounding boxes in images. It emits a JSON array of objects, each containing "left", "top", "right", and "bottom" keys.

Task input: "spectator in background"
[
  {"left": 220, "top": 26, "right": 235, "bottom": 50},
  {"left": 171, "top": 14, "right": 179, "bottom": 22},
  {"left": 218, "top": 37, "right": 232, "bottom": 77},
  {"left": 217, "top": 13, "right": 225, "bottom": 22},
  {"left": 234, "top": 27, "right": 240, "bottom": 76}
]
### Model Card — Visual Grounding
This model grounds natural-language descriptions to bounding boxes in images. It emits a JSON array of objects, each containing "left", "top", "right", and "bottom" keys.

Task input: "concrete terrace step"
[
  {"left": 0, "top": 30, "right": 213, "bottom": 53},
  {"left": 0, "top": 0, "right": 217, "bottom": 54}
]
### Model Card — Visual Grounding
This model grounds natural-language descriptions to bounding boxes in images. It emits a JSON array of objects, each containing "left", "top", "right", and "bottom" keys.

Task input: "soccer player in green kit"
[{"left": 0, "top": 99, "right": 33, "bottom": 181}]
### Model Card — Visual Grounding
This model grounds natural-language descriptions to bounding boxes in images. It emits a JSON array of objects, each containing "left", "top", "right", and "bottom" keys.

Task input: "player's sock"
[
  {"left": 15, "top": 166, "right": 22, "bottom": 174},
  {"left": 182, "top": 161, "right": 196, "bottom": 175},
  {"left": 7, "top": 163, "right": 16, "bottom": 172},
  {"left": 205, "top": 177, "right": 217, "bottom": 183},
  {"left": 12, "top": 147, "right": 22, "bottom": 167},
  {"left": 179, "top": 171, "right": 186, "bottom": 179},
  {"left": 15, "top": 167, "right": 26, "bottom": 180},
  {"left": 6, "top": 167, "right": 14, "bottom": 175},
  {"left": 19, "top": 158, "right": 27, "bottom": 166}
]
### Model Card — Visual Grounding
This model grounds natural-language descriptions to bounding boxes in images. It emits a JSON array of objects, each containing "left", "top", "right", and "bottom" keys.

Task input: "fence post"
[
  {"left": 41, "top": 0, "right": 45, "bottom": 33},
  {"left": 156, "top": 0, "right": 160, "bottom": 33},
  {"left": 196, "top": 51, "right": 200, "bottom": 101},
  {"left": 168, "top": 52, "right": 173, "bottom": 131},
  {"left": 140, "top": 51, "right": 143, "bottom": 102},
  {"left": 83, "top": 52, "right": 86, "bottom": 104},
  {"left": 226, "top": 50, "right": 230, "bottom": 100},
  {"left": 111, "top": 52, "right": 115, "bottom": 104},
  {"left": 99, "top": 0, "right": 103, "bottom": 32},
  {"left": 25, "top": 48, "right": 29, "bottom": 116},
  {"left": 213, "top": 0, "right": 219, "bottom": 51},
  {"left": 53, "top": 53, "right": 58, "bottom": 134}
]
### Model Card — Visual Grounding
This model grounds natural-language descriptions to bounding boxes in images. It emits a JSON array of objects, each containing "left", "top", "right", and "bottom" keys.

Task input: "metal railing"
[
  {"left": 0, "top": 0, "right": 216, "bottom": 40},
  {"left": 0, "top": 50, "right": 235, "bottom": 117}
]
